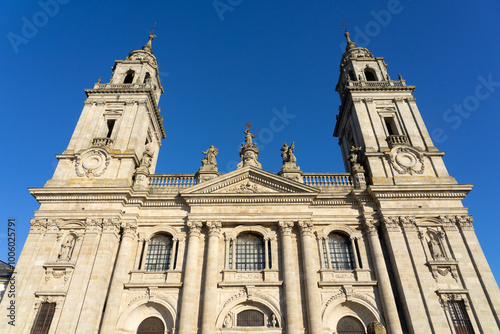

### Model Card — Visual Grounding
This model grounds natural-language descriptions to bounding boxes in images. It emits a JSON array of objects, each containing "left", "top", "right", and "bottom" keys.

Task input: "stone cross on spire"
[
  {"left": 142, "top": 23, "right": 157, "bottom": 53},
  {"left": 340, "top": 20, "right": 357, "bottom": 51}
]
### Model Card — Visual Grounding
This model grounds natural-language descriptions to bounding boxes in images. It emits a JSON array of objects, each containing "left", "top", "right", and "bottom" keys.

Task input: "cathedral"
[{"left": 2, "top": 30, "right": 500, "bottom": 334}]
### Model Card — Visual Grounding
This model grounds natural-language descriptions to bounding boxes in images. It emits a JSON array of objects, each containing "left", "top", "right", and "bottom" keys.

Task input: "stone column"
[
  {"left": 224, "top": 234, "right": 230, "bottom": 270},
  {"left": 201, "top": 221, "right": 222, "bottom": 334},
  {"left": 279, "top": 221, "right": 301, "bottom": 334},
  {"left": 264, "top": 237, "right": 270, "bottom": 269},
  {"left": 351, "top": 238, "right": 360, "bottom": 269},
  {"left": 298, "top": 221, "right": 323, "bottom": 334},
  {"left": 174, "top": 236, "right": 185, "bottom": 271},
  {"left": 76, "top": 219, "right": 121, "bottom": 333},
  {"left": 100, "top": 222, "right": 137, "bottom": 333},
  {"left": 178, "top": 221, "right": 203, "bottom": 334},
  {"left": 140, "top": 238, "right": 150, "bottom": 270},
  {"left": 365, "top": 223, "right": 403, "bottom": 334}
]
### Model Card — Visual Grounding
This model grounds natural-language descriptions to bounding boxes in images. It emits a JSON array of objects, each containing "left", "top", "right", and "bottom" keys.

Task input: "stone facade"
[{"left": 1, "top": 33, "right": 499, "bottom": 334}]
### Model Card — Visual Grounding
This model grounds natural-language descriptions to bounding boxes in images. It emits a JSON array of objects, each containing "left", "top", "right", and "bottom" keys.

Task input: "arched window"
[
  {"left": 364, "top": 69, "right": 377, "bottom": 81},
  {"left": 235, "top": 233, "right": 264, "bottom": 271},
  {"left": 237, "top": 310, "right": 265, "bottom": 327},
  {"left": 337, "top": 316, "right": 365, "bottom": 334},
  {"left": 137, "top": 316, "right": 165, "bottom": 334},
  {"left": 144, "top": 235, "right": 173, "bottom": 271},
  {"left": 327, "top": 233, "right": 355, "bottom": 270},
  {"left": 143, "top": 72, "right": 151, "bottom": 83},
  {"left": 124, "top": 70, "right": 135, "bottom": 84}
]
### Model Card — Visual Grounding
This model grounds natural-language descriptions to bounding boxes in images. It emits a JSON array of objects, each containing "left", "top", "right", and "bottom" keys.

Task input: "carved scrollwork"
[
  {"left": 387, "top": 146, "right": 425, "bottom": 175},
  {"left": 75, "top": 147, "right": 110, "bottom": 177}
]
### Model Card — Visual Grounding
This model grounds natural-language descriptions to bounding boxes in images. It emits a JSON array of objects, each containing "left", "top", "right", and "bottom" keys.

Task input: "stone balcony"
[
  {"left": 386, "top": 135, "right": 410, "bottom": 149},
  {"left": 91, "top": 137, "right": 114, "bottom": 148}
]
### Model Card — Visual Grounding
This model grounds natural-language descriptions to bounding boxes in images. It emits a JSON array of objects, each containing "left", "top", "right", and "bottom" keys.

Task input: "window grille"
[
  {"left": 236, "top": 233, "right": 264, "bottom": 271},
  {"left": 145, "top": 235, "right": 173, "bottom": 271},
  {"left": 137, "top": 316, "right": 165, "bottom": 334},
  {"left": 327, "top": 233, "right": 355, "bottom": 270},
  {"left": 31, "top": 303, "right": 55, "bottom": 334},
  {"left": 448, "top": 300, "right": 475, "bottom": 334},
  {"left": 337, "top": 316, "right": 365, "bottom": 334},
  {"left": 237, "top": 310, "right": 265, "bottom": 327}
]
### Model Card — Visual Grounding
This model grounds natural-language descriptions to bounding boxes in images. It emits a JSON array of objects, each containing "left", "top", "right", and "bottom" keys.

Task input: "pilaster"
[
  {"left": 278, "top": 220, "right": 301, "bottom": 334},
  {"left": 297, "top": 221, "right": 322, "bottom": 334},
  {"left": 178, "top": 221, "right": 203, "bottom": 334},
  {"left": 201, "top": 221, "right": 222, "bottom": 334},
  {"left": 99, "top": 221, "right": 138, "bottom": 333},
  {"left": 380, "top": 216, "right": 431, "bottom": 333},
  {"left": 363, "top": 220, "right": 403, "bottom": 334}
]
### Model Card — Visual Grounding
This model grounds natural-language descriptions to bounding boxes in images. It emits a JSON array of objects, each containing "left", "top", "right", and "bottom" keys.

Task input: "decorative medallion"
[
  {"left": 387, "top": 146, "right": 424, "bottom": 175},
  {"left": 75, "top": 148, "right": 110, "bottom": 177}
]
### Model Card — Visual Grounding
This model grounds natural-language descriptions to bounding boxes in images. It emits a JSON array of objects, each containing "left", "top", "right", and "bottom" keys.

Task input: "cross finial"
[
  {"left": 340, "top": 20, "right": 348, "bottom": 33},
  {"left": 149, "top": 22, "right": 158, "bottom": 37}
]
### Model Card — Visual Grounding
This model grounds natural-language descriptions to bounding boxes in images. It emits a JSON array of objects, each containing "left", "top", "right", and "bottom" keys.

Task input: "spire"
[
  {"left": 142, "top": 23, "right": 158, "bottom": 53},
  {"left": 142, "top": 34, "right": 154, "bottom": 53},
  {"left": 340, "top": 20, "right": 356, "bottom": 51}
]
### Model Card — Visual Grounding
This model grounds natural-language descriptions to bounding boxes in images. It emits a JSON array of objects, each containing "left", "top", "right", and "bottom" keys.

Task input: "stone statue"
[
  {"left": 97, "top": 77, "right": 102, "bottom": 83},
  {"left": 58, "top": 236, "right": 75, "bottom": 261},
  {"left": 281, "top": 142, "right": 297, "bottom": 164},
  {"left": 223, "top": 313, "right": 232, "bottom": 328},
  {"left": 367, "top": 321, "right": 386, "bottom": 334},
  {"left": 428, "top": 237, "right": 444, "bottom": 260},
  {"left": 243, "top": 128, "right": 256, "bottom": 147},
  {"left": 348, "top": 146, "right": 362, "bottom": 165},
  {"left": 271, "top": 314, "right": 277, "bottom": 327},
  {"left": 398, "top": 73, "right": 403, "bottom": 81},
  {"left": 201, "top": 145, "right": 218, "bottom": 167},
  {"left": 136, "top": 146, "right": 154, "bottom": 174},
  {"left": 237, "top": 128, "right": 261, "bottom": 169},
  {"left": 238, "top": 149, "right": 261, "bottom": 168}
]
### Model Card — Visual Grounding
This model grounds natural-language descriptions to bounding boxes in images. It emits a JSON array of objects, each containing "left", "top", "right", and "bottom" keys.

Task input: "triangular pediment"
[{"left": 180, "top": 166, "right": 319, "bottom": 195}]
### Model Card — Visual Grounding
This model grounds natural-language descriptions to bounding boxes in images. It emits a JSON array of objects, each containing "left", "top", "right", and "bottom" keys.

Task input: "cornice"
[
  {"left": 368, "top": 184, "right": 473, "bottom": 200},
  {"left": 182, "top": 193, "right": 316, "bottom": 205},
  {"left": 29, "top": 187, "right": 133, "bottom": 203}
]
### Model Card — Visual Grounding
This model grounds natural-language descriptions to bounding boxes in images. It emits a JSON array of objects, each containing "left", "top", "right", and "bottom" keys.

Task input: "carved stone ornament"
[
  {"left": 199, "top": 145, "right": 219, "bottom": 172},
  {"left": 237, "top": 128, "right": 262, "bottom": 169},
  {"left": 75, "top": 147, "right": 110, "bottom": 177},
  {"left": 222, "top": 181, "right": 266, "bottom": 193},
  {"left": 280, "top": 142, "right": 300, "bottom": 171},
  {"left": 135, "top": 146, "right": 154, "bottom": 175},
  {"left": 387, "top": 146, "right": 425, "bottom": 175}
]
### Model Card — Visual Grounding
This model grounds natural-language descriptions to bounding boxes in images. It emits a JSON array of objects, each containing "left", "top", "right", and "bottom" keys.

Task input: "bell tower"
[
  {"left": 333, "top": 30, "right": 456, "bottom": 185},
  {"left": 47, "top": 34, "right": 166, "bottom": 187}
]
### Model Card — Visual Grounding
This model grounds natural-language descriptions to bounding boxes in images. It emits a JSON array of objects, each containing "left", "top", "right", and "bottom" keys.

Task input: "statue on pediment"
[
  {"left": 237, "top": 128, "right": 261, "bottom": 169},
  {"left": 281, "top": 142, "right": 297, "bottom": 164},
  {"left": 202, "top": 145, "right": 218, "bottom": 166},
  {"left": 199, "top": 145, "right": 219, "bottom": 172},
  {"left": 243, "top": 128, "right": 256, "bottom": 148}
]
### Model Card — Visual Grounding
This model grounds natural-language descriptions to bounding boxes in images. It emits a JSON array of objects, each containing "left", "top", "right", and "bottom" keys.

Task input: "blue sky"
[{"left": 1, "top": 0, "right": 500, "bottom": 280}]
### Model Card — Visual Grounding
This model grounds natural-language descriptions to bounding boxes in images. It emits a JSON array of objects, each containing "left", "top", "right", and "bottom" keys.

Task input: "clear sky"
[{"left": 1, "top": 1, "right": 500, "bottom": 280}]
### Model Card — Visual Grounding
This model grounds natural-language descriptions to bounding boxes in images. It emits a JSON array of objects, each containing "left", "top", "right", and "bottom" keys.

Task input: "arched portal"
[
  {"left": 337, "top": 315, "right": 365, "bottom": 333},
  {"left": 137, "top": 316, "right": 165, "bottom": 334}
]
